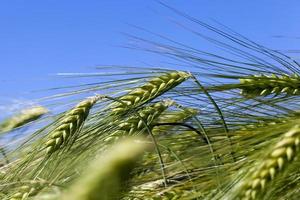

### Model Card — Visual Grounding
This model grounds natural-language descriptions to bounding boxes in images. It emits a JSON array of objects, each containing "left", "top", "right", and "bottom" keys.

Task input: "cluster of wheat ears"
[{"left": 0, "top": 12, "right": 300, "bottom": 200}]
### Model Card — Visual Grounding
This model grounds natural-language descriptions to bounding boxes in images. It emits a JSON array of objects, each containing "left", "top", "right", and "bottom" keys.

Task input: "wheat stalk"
[
  {"left": 239, "top": 74, "right": 300, "bottom": 97},
  {"left": 236, "top": 125, "right": 300, "bottom": 200},
  {"left": 111, "top": 71, "right": 190, "bottom": 114},
  {"left": 0, "top": 106, "right": 48, "bottom": 133},
  {"left": 45, "top": 95, "right": 102, "bottom": 154}
]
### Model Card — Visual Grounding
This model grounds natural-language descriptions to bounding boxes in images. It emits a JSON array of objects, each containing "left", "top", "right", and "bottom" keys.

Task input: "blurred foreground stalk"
[{"left": 61, "top": 137, "right": 151, "bottom": 200}]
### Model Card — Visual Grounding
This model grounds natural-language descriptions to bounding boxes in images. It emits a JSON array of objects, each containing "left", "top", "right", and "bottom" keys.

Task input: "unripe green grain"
[
  {"left": 45, "top": 95, "right": 102, "bottom": 154},
  {"left": 239, "top": 74, "right": 300, "bottom": 97},
  {"left": 237, "top": 125, "right": 300, "bottom": 200},
  {"left": 0, "top": 106, "right": 48, "bottom": 133},
  {"left": 111, "top": 71, "right": 190, "bottom": 114}
]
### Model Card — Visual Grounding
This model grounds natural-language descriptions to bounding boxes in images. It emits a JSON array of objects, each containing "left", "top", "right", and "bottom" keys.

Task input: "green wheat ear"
[
  {"left": 10, "top": 181, "right": 43, "bottom": 200},
  {"left": 61, "top": 137, "right": 151, "bottom": 200},
  {"left": 45, "top": 95, "right": 102, "bottom": 154},
  {"left": 0, "top": 106, "right": 48, "bottom": 133},
  {"left": 118, "top": 99, "right": 174, "bottom": 135},
  {"left": 111, "top": 71, "right": 190, "bottom": 114},
  {"left": 105, "top": 100, "right": 173, "bottom": 143},
  {"left": 239, "top": 74, "right": 300, "bottom": 97},
  {"left": 235, "top": 125, "right": 300, "bottom": 200},
  {"left": 152, "top": 107, "right": 199, "bottom": 135}
]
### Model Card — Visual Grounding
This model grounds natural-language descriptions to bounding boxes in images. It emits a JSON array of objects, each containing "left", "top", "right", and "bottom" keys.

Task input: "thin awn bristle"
[
  {"left": 239, "top": 73, "right": 300, "bottom": 97},
  {"left": 111, "top": 71, "right": 190, "bottom": 114},
  {"left": 45, "top": 95, "right": 102, "bottom": 154},
  {"left": 237, "top": 125, "right": 300, "bottom": 200}
]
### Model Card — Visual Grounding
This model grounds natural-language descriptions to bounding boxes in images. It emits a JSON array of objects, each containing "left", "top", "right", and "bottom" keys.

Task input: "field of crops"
[{"left": 0, "top": 4, "right": 299, "bottom": 200}]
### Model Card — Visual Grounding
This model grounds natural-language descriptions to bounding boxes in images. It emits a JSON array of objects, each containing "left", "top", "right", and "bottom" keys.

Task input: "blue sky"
[{"left": 0, "top": 1, "right": 299, "bottom": 104}]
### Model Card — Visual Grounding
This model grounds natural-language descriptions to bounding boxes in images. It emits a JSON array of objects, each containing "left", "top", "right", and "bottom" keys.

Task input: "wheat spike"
[
  {"left": 105, "top": 100, "right": 173, "bottom": 143},
  {"left": 152, "top": 108, "right": 198, "bottom": 135},
  {"left": 10, "top": 186, "right": 39, "bottom": 200},
  {"left": 0, "top": 106, "right": 48, "bottom": 133},
  {"left": 239, "top": 73, "right": 300, "bottom": 97},
  {"left": 10, "top": 181, "right": 42, "bottom": 200},
  {"left": 238, "top": 125, "right": 300, "bottom": 200},
  {"left": 118, "top": 99, "right": 174, "bottom": 135},
  {"left": 111, "top": 71, "right": 190, "bottom": 114},
  {"left": 45, "top": 95, "right": 102, "bottom": 154}
]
